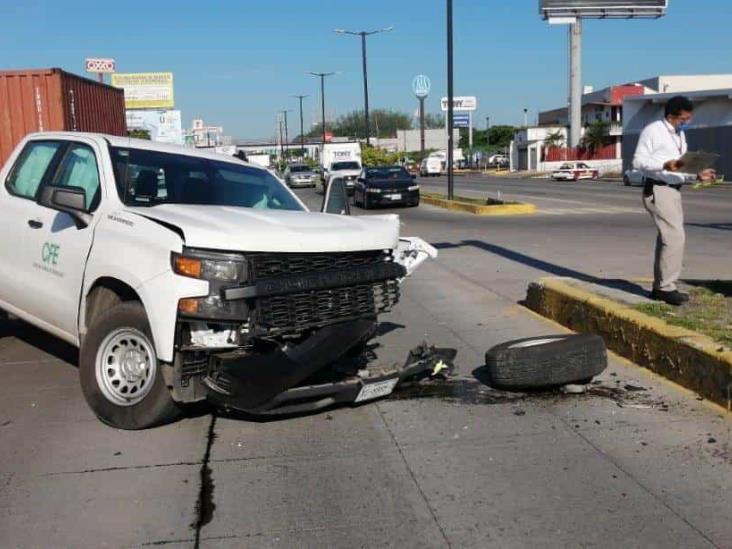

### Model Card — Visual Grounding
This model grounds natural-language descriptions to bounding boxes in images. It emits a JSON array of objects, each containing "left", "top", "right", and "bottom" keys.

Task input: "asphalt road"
[{"left": 1, "top": 179, "right": 730, "bottom": 548}]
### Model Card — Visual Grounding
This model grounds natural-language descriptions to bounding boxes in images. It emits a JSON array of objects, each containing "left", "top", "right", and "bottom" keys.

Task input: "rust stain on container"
[{"left": 0, "top": 68, "right": 126, "bottom": 165}]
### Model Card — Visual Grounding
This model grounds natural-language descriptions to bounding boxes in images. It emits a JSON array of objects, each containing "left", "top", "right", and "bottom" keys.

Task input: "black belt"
[{"left": 646, "top": 178, "right": 682, "bottom": 191}]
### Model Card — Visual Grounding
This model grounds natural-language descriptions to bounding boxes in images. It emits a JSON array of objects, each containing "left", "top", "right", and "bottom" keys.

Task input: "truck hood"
[{"left": 124, "top": 205, "right": 400, "bottom": 252}]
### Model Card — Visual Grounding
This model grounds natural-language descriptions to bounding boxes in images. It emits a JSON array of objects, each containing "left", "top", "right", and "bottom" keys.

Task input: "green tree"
[
  {"left": 423, "top": 113, "right": 445, "bottom": 129},
  {"left": 361, "top": 145, "right": 401, "bottom": 167},
  {"left": 543, "top": 130, "right": 565, "bottom": 149},
  {"left": 307, "top": 109, "right": 414, "bottom": 139},
  {"left": 127, "top": 129, "right": 151, "bottom": 140},
  {"left": 581, "top": 121, "right": 611, "bottom": 152}
]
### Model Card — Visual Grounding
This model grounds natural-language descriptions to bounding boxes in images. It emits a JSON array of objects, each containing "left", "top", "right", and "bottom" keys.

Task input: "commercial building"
[
  {"left": 623, "top": 88, "right": 732, "bottom": 177},
  {"left": 513, "top": 73, "right": 732, "bottom": 173},
  {"left": 185, "top": 119, "right": 231, "bottom": 147},
  {"left": 370, "top": 128, "right": 459, "bottom": 153}
]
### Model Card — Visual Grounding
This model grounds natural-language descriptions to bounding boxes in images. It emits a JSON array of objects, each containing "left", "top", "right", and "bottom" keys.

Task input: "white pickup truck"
[{"left": 0, "top": 132, "right": 436, "bottom": 429}]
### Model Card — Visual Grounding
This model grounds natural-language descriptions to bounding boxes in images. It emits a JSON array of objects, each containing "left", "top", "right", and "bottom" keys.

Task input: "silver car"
[{"left": 284, "top": 164, "right": 318, "bottom": 188}]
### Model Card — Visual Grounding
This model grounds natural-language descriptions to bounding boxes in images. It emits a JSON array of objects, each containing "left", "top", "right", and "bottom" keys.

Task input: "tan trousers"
[{"left": 642, "top": 185, "right": 685, "bottom": 292}]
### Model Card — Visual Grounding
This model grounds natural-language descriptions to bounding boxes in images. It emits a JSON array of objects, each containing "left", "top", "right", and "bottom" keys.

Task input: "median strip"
[
  {"left": 525, "top": 277, "right": 732, "bottom": 410},
  {"left": 421, "top": 193, "right": 536, "bottom": 216}
]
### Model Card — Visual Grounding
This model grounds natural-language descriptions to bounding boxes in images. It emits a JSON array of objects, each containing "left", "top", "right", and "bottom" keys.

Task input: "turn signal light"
[
  {"left": 174, "top": 256, "right": 202, "bottom": 279},
  {"left": 178, "top": 298, "right": 200, "bottom": 315}
]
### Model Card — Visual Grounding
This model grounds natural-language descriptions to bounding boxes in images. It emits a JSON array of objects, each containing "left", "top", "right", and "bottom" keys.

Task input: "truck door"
[
  {"left": 0, "top": 140, "right": 65, "bottom": 318},
  {"left": 23, "top": 141, "right": 103, "bottom": 340}
]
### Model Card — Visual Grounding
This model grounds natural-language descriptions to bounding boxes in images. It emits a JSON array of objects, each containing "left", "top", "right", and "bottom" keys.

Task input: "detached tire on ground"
[
  {"left": 484, "top": 334, "right": 607, "bottom": 391},
  {"left": 80, "top": 302, "right": 181, "bottom": 430}
]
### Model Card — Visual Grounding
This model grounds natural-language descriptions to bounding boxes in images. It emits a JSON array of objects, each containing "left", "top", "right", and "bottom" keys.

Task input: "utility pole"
[
  {"left": 309, "top": 72, "right": 335, "bottom": 144},
  {"left": 279, "top": 109, "right": 292, "bottom": 160},
  {"left": 292, "top": 95, "right": 308, "bottom": 157},
  {"left": 446, "top": 0, "right": 454, "bottom": 200},
  {"left": 335, "top": 26, "right": 392, "bottom": 145},
  {"left": 523, "top": 108, "right": 528, "bottom": 128},
  {"left": 278, "top": 116, "right": 284, "bottom": 164},
  {"left": 569, "top": 20, "right": 582, "bottom": 148}
]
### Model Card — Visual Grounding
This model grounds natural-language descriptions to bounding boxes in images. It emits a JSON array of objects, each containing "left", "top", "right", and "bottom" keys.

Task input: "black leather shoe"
[{"left": 651, "top": 289, "right": 688, "bottom": 306}]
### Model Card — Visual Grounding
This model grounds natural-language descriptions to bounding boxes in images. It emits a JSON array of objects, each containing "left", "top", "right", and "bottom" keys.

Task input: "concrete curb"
[
  {"left": 525, "top": 277, "right": 732, "bottom": 409},
  {"left": 422, "top": 195, "right": 536, "bottom": 216}
]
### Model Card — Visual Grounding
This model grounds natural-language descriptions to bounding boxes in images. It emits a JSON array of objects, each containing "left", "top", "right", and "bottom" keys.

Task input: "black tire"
[
  {"left": 484, "top": 334, "right": 607, "bottom": 391},
  {"left": 80, "top": 302, "right": 181, "bottom": 429},
  {"left": 623, "top": 176, "right": 631, "bottom": 186},
  {"left": 362, "top": 194, "right": 371, "bottom": 210}
]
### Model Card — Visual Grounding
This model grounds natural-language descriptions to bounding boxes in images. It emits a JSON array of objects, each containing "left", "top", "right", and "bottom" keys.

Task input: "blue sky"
[{"left": 3, "top": 0, "right": 731, "bottom": 139}]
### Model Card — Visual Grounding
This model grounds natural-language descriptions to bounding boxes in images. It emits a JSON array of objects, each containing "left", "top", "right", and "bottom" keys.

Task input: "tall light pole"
[
  {"left": 446, "top": 0, "right": 454, "bottom": 200},
  {"left": 334, "top": 26, "right": 392, "bottom": 145},
  {"left": 292, "top": 94, "right": 308, "bottom": 157},
  {"left": 309, "top": 72, "right": 335, "bottom": 144},
  {"left": 523, "top": 108, "right": 528, "bottom": 128}
]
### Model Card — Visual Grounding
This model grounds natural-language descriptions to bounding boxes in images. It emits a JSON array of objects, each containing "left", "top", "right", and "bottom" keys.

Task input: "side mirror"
[
  {"left": 321, "top": 178, "right": 350, "bottom": 215},
  {"left": 38, "top": 185, "right": 92, "bottom": 228},
  {"left": 411, "top": 174, "right": 417, "bottom": 180}
]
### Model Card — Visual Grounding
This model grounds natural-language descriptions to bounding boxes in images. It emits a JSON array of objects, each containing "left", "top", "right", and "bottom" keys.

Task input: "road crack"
[{"left": 192, "top": 414, "right": 217, "bottom": 549}]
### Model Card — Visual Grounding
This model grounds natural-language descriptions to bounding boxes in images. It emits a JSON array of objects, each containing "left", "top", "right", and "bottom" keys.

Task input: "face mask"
[{"left": 677, "top": 122, "right": 690, "bottom": 133}]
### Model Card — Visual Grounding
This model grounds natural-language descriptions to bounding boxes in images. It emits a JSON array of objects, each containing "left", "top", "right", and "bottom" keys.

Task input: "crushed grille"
[
  {"left": 248, "top": 250, "right": 389, "bottom": 279},
  {"left": 256, "top": 280, "right": 400, "bottom": 335}
]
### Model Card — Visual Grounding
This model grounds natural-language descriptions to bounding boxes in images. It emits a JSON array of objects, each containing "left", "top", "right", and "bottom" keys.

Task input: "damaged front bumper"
[{"left": 203, "top": 320, "right": 455, "bottom": 416}]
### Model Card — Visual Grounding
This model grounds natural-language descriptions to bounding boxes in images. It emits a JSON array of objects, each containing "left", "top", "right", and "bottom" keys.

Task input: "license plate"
[
  {"left": 388, "top": 193, "right": 402, "bottom": 200},
  {"left": 355, "top": 377, "right": 399, "bottom": 403}
]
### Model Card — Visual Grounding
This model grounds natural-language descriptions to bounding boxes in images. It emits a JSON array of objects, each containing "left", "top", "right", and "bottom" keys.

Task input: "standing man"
[{"left": 633, "top": 96, "right": 716, "bottom": 306}]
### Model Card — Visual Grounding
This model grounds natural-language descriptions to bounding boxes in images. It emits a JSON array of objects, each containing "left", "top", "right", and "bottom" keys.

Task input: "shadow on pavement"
[
  {"left": 432, "top": 239, "right": 649, "bottom": 299},
  {"left": 684, "top": 279, "right": 732, "bottom": 297},
  {"left": 686, "top": 222, "right": 732, "bottom": 232},
  {"left": 0, "top": 317, "right": 78, "bottom": 366}
]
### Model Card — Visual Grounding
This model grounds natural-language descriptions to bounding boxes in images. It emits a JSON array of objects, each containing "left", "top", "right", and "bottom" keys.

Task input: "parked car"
[
  {"left": 623, "top": 168, "right": 645, "bottom": 186},
  {"left": 488, "top": 154, "right": 509, "bottom": 168},
  {"left": 551, "top": 162, "right": 600, "bottom": 181},
  {"left": 0, "top": 132, "right": 436, "bottom": 429},
  {"left": 284, "top": 163, "right": 318, "bottom": 188},
  {"left": 353, "top": 166, "right": 420, "bottom": 209}
]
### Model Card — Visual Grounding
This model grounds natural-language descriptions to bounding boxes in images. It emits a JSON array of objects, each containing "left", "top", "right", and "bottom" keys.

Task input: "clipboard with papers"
[{"left": 678, "top": 151, "right": 719, "bottom": 174}]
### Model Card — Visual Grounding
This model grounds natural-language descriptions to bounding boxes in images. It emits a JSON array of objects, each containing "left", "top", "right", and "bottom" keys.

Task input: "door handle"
[{"left": 27, "top": 219, "right": 43, "bottom": 229}]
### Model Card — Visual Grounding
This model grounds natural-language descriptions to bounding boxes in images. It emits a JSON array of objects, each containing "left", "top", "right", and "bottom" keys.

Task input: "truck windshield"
[
  {"left": 366, "top": 167, "right": 409, "bottom": 179},
  {"left": 331, "top": 162, "right": 360, "bottom": 171},
  {"left": 110, "top": 147, "right": 303, "bottom": 211}
]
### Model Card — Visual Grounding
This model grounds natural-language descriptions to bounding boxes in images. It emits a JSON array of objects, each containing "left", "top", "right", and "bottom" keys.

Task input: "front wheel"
[{"left": 79, "top": 302, "right": 180, "bottom": 429}]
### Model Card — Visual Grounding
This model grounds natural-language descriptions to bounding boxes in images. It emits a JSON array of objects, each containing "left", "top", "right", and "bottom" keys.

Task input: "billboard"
[
  {"left": 85, "top": 58, "right": 116, "bottom": 74},
  {"left": 112, "top": 72, "right": 174, "bottom": 109},
  {"left": 441, "top": 96, "right": 477, "bottom": 112},
  {"left": 540, "top": 0, "right": 667, "bottom": 18},
  {"left": 126, "top": 110, "right": 183, "bottom": 145}
]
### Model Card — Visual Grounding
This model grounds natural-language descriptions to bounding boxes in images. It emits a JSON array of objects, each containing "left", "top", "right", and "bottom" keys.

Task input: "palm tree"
[
  {"left": 543, "top": 130, "right": 565, "bottom": 149},
  {"left": 581, "top": 121, "right": 611, "bottom": 152}
]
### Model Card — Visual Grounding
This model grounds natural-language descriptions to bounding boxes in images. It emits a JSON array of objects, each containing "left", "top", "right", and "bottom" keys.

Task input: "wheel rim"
[{"left": 95, "top": 328, "right": 156, "bottom": 406}]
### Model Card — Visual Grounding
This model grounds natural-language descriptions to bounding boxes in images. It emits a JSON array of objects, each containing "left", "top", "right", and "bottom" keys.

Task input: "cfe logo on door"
[{"left": 42, "top": 243, "right": 60, "bottom": 265}]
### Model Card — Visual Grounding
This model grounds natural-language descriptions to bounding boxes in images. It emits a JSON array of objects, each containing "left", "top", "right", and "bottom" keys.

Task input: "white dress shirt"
[{"left": 633, "top": 119, "right": 690, "bottom": 185}]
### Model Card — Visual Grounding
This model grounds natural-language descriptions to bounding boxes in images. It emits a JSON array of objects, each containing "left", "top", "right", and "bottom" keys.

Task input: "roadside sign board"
[
  {"left": 125, "top": 109, "right": 183, "bottom": 144},
  {"left": 441, "top": 96, "right": 477, "bottom": 112},
  {"left": 85, "top": 58, "right": 116, "bottom": 74},
  {"left": 111, "top": 72, "right": 174, "bottom": 109},
  {"left": 540, "top": 0, "right": 667, "bottom": 19},
  {"left": 453, "top": 114, "right": 470, "bottom": 128},
  {"left": 412, "top": 75, "right": 431, "bottom": 98}
]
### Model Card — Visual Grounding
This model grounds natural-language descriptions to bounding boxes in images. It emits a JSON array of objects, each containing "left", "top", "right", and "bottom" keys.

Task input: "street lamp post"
[
  {"left": 334, "top": 26, "right": 392, "bottom": 145},
  {"left": 523, "top": 108, "right": 528, "bottom": 128},
  {"left": 446, "top": 0, "right": 454, "bottom": 200},
  {"left": 292, "top": 95, "right": 308, "bottom": 157},
  {"left": 309, "top": 72, "right": 335, "bottom": 144}
]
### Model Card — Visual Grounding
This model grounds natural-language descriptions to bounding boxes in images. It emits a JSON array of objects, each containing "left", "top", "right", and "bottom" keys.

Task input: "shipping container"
[{"left": 0, "top": 68, "right": 127, "bottom": 166}]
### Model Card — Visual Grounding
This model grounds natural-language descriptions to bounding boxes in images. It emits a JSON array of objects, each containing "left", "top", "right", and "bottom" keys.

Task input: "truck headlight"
[
  {"left": 178, "top": 295, "right": 246, "bottom": 320},
  {"left": 366, "top": 188, "right": 382, "bottom": 194},
  {"left": 173, "top": 252, "right": 244, "bottom": 282},
  {"left": 408, "top": 185, "right": 419, "bottom": 191}
]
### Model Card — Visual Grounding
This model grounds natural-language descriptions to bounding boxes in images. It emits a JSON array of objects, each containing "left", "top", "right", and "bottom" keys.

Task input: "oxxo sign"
[{"left": 440, "top": 96, "right": 477, "bottom": 112}]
